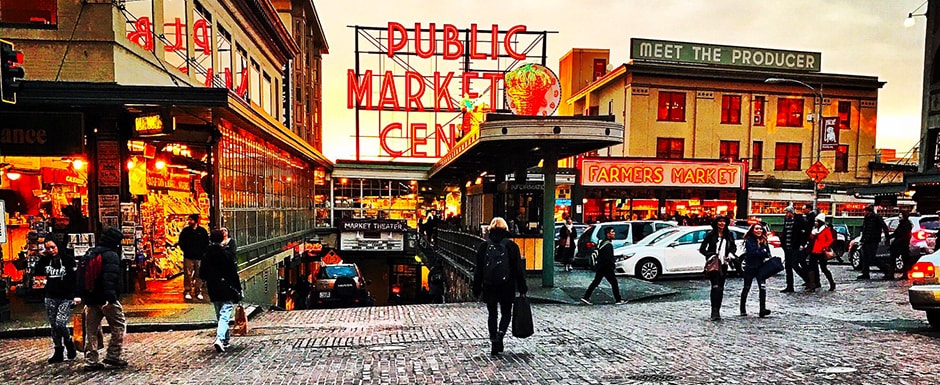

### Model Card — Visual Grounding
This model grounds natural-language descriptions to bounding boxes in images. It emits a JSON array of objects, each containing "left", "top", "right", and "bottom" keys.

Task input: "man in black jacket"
[
  {"left": 580, "top": 227, "right": 625, "bottom": 305},
  {"left": 858, "top": 205, "right": 890, "bottom": 280},
  {"left": 76, "top": 227, "right": 128, "bottom": 371},
  {"left": 887, "top": 211, "right": 913, "bottom": 279},
  {"left": 780, "top": 206, "right": 809, "bottom": 292},
  {"left": 177, "top": 214, "right": 209, "bottom": 300}
]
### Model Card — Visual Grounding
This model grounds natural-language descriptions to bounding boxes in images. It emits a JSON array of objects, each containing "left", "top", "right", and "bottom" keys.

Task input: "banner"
[{"left": 821, "top": 117, "right": 839, "bottom": 151}]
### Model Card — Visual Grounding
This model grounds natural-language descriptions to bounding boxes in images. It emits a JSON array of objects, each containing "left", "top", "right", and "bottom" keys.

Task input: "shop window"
[
  {"left": 835, "top": 144, "right": 849, "bottom": 172},
  {"left": 719, "top": 140, "right": 739, "bottom": 161},
  {"left": 752, "top": 141, "right": 763, "bottom": 171},
  {"left": 235, "top": 45, "right": 249, "bottom": 99},
  {"left": 657, "top": 91, "right": 686, "bottom": 122},
  {"left": 587, "top": 106, "right": 599, "bottom": 116},
  {"left": 721, "top": 95, "right": 741, "bottom": 124},
  {"left": 192, "top": 2, "right": 212, "bottom": 86},
  {"left": 774, "top": 143, "right": 802, "bottom": 171},
  {"left": 217, "top": 26, "right": 233, "bottom": 89},
  {"left": 163, "top": 0, "right": 188, "bottom": 74},
  {"left": 838, "top": 101, "right": 851, "bottom": 130},
  {"left": 753, "top": 96, "right": 765, "bottom": 126},
  {"left": 775, "top": 98, "right": 804, "bottom": 127},
  {"left": 0, "top": 0, "right": 56, "bottom": 25},
  {"left": 656, "top": 138, "right": 684, "bottom": 159},
  {"left": 249, "top": 60, "right": 261, "bottom": 105}
]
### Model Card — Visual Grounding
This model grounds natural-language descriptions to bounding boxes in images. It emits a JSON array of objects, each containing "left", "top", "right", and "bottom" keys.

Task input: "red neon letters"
[{"left": 387, "top": 23, "right": 527, "bottom": 60}]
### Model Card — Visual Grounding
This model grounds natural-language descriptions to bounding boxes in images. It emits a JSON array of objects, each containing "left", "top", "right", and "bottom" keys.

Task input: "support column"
[{"left": 542, "top": 153, "right": 558, "bottom": 288}]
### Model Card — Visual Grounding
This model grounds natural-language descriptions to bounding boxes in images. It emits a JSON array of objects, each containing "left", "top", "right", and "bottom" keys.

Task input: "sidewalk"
[{"left": 525, "top": 264, "right": 680, "bottom": 304}]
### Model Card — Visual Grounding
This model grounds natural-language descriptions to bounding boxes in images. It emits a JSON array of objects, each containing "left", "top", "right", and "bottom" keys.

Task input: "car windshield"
[
  {"left": 323, "top": 265, "right": 358, "bottom": 279},
  {"left": 918, "top": 216, "right": 940, "bottom": 231},
  {"left": 646, "top": 228, "right": 681, "bottom": 245}
]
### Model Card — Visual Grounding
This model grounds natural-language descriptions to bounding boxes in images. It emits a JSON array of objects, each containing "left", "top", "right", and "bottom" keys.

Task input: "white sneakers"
[
  {"left": 196, "top": 293, "right": 204, "bottom": 300},
  {"left": 214, "top": 340, "right": 225, "bottom": 352},
  {"left": 580, "top": 298, "right": 592, "bottom": 305},
  {"left": 184, "top": 293, "right": 192, "bottom": 300}
]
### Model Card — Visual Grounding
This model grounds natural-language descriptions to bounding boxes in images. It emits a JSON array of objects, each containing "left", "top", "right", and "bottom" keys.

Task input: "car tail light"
[
  {"left": 769, "top": 239, "right": 781, "bottom": 248},
  {"left": 909, "top": 262, "right": 936, "bottom": 280},
  {"left": 586, "top": 241, "right": 596, "bottom": 249},
  {"left": 391, "top": 284, "right": 401, "bottom": 294},
  {"left": 914, "top": 230, "right": 927, "bottom": 241}
]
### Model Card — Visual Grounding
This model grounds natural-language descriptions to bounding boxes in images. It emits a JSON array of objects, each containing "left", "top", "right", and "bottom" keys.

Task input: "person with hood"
[
  {"left": 699, "top": 216, "right": 737, "bottom": 321},
  {"left": 199, "top": 229, "right": 242, "bottom": 352},
  {"left": 220, "top": 227, "right": 237, "bottom": 259},
  {"left": 34, "top": 238, "right": 77, "bottom": 363},
  {"left": 580, "top": 226, "right": 626, "bottom": 305},
  {"left": 806, "top": 213, "right": 836, "bottom": 291},
  {"left": 472, "top": 217, "right": 528, "bottom": 356},
  {"left": 779, "top": 205, "right": 810, "bottom": 293},
  {"left": 740, "top": 223, "right": 773, "bottom": 318},
  {"left": 75, "top": 227, "right": 128, "bottom": 371}
]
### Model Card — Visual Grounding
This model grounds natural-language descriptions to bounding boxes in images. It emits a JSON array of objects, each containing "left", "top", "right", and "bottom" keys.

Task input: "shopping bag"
[
  {"left": 511, "top": 295, "right": 534, "bottom": 338},
  {"left": 756, "top": 257, "right": 784, "bottom": 281},
  {"left": 232, "top": 304, "right": 248, "bottom": 336},
  {"left": 71, "top": 305, "right": 103, "bottom": 352}
]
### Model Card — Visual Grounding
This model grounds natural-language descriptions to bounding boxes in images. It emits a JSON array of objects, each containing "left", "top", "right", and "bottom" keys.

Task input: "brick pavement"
[{"left": 1, "top": 265, "right": 939, "bottom": 384}]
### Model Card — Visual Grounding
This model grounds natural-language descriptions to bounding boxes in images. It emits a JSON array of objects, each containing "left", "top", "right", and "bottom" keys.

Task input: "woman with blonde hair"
[
  {"left": 472, "top": 217, "right": 528, "bottom": 355},
  {"left": 740, "top": 223, "right": 773, "bottom": 318}
]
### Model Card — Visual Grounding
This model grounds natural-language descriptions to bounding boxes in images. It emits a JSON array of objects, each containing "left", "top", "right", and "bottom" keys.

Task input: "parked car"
[
  {"left": 612, "top": 225, "right": 783, "bottom": 281},
  {"left": 572, "top": 220, "right": 677, "bottom": 268},
  {"left": 732, "top": 219, "right": 781, "bottom": 248},
  {"left": 309, "top": 263, "right": 374, "bottom": 308},
  {"left": 846, "top": 214, "right": 939, "bottom": 272},
  {"left": 908, "top": 249, "right": 940, "bottom": 329}
]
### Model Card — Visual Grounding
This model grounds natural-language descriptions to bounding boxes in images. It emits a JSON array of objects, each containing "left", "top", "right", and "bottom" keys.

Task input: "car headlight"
[{"left": 615, "top": 252, "right": 635, "bottom": 262}]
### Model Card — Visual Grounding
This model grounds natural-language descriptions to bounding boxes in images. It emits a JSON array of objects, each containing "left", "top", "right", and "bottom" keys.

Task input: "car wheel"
[
  {"left": 927, "top": 310, "right": 940, "bottom": 330},
  {"left": 849, "top": 248, "right": 862, "bottom": 271},
  {"left": 636, "top": 258, "right": 662, "bottom": 281}
]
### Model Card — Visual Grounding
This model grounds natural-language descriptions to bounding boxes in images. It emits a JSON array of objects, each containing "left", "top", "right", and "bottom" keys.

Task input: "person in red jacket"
[{"left": 807, "top": 213, "right": 835, "bottom": 292}]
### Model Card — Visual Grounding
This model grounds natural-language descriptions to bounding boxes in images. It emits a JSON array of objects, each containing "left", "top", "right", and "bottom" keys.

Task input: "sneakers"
[
  {"left": 214, "top": 340, "right": 225, "bottom": 352},
  {"left": 615, "top": 300, "right": 628, "bottom": 305},
  {"left": 580, "top": 297, "right": 593, "bottom": 305},
  {"left": 184, "top": 293, "right": 193, "bottom": 300},
  {"left": 83, "top": 362, "right": 105, "bottom": 372},
  {"left": 196, "top": 293, "right": 205, "bottom": 300},
  {"left": 856, "top": 274, "right": 870, "bottom": 280},
  {"left": 102, "top": 357, "right": 128, "bottom": 368}
]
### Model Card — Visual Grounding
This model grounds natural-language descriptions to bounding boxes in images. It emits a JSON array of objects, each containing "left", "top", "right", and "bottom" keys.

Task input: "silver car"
[
  {"left": 908, "top": 249, "right": 940, "bottom": 329},
  {"left": 847, "top": 214, "right": 939, "bottom": 272}
]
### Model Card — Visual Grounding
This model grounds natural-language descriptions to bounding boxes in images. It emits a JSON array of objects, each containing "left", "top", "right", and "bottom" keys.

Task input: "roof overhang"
[{"left": 848, "top": 183, "right": 909, "bottom": 197}]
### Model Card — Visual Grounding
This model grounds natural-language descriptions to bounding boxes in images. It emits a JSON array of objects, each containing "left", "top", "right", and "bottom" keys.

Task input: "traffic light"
[{"left": 1, "top": 39, "right": 25, "bottom": 104}]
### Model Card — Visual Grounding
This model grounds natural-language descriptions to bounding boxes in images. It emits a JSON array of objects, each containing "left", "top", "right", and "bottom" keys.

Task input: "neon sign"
[{"left": 581, "top": 159, "right": 747, "bottom": 189}]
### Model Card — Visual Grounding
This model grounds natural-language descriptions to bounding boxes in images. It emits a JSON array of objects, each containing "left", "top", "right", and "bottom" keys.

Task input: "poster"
[
  {"left": 97, "top": 141, "right": 122, "bottom": 187},
  {"left": 820, "top": 117, "right": 840, "bottom": 151}
]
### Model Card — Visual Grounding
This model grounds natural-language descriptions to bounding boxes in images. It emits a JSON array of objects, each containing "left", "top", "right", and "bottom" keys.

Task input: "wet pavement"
[{"left": 1, "top": 263, "right": 938, "bottom": 384}]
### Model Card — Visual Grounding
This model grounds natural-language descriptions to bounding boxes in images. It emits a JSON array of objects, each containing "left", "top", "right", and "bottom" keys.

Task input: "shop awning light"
[
  {"left": 155, "top": 159, "right": 166, "bottom": 170},
  {"left": 71, "top": 159, "right": 85, "bottom": 171}
]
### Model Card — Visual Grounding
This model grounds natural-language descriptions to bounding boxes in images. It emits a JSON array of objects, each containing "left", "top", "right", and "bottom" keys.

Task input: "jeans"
[
  {"left": 782, "top": 248, "right": 807, "bottom": 288},
  {"left": 183, "top": 258, "right": 204, "bottom": 296},
  {"left": 44, "top": 297, "right": 73, "bottom": 348},
  {"left": 83, "top": 301, "right": 126, "bottom": 364},
  {"left": 860, "top": 242, "right": 879, "bottom": 276},
  {"left": 213, "top": 301, "right": 236, "bottom": 345}
]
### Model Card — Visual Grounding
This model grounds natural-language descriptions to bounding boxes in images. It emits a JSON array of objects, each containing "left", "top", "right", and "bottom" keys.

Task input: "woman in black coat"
[
  {"left": 199, "top": 229, "right": 242, "bottom": 352},
  {"left": 35, "top": 238, "right": 77, "bottom": 363},
  {"left": 472, "top": 217, "right": 528, "bottom": 356},
  {"left": 558, "top": 218, "right": 578, "bottom": 271},
  {"left": 698, "top": 216, "right": 737, "bottom": 321}
]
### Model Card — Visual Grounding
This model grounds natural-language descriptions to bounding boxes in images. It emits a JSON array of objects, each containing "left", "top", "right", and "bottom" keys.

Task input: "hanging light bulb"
[
  {"left": 155, "top": 159, "right": 166, "bottom": 170},
  {"left": 71, "top": 159, "right": 86, "bottom": 171},
  {"left": 127, "top": 159, "right": 136, "bottom": 170},
  {"left": 905, "top": 13, "right": 916, "bottom": 28},
  {"left": 7, "top": 170, "right": 22, "bottom": 181}
]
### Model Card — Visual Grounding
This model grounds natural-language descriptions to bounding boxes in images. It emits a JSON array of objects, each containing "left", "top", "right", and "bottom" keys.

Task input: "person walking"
[
  {"left": 779, "top": 206, "right": 810, "bottom": 293},
  {"left": 177, "top": 214, "right": 209, "bottom": 300},
  {"left": 699, "top": 216, "right": 737, "bottom": 321},
  {"left": 858, "top": 205, "right": 890, "bottom": 280},
  {"left": 580, "top": 226, "right": 626, "bottom": 305},
  {"left": 558, "top": 218, "right": 577, "bottom": 272},
  {"left": 887, "top": 211, "right": 913, "bottom": 279},
  {"left": 34, "top": 238, "right": 77, "bottom": 363},
  {"left": 472, "top": 217, "right": 528, "bottom": 356},
  {"left": 199, "top": 229, "right": 243, "bottom": 352},
  {"left": 76, "top": 227, "right": 128, "bottom": 371},
  {"left": 806, "top": 213, "right": 836, "bottom": 291},
  {"left": 220, "top": 227, "right": 237, "bottom": 259},
  {"left": 740, "top": 224, "right": 773, "bottom": 318}
]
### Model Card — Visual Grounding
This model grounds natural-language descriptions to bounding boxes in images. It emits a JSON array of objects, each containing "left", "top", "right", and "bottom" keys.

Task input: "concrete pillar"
[{"left": 542, "top": 153, "right": 557, "bottom": 288}]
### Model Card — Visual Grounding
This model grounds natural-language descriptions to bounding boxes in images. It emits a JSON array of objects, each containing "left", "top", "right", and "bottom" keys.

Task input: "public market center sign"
[{"left": 630, "top": 38, "right": 821, "bottom": 72}]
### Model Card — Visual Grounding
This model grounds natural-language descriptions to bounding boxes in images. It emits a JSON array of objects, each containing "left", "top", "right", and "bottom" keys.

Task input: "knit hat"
[
  {"left": 815, "top": 213, "right": 826, "bottom": 223},
  {"left": 100, "top": 227, "right": 123, "bottom": 248},
  {"left": 784, "top": 205, "right": 795, "bottom": 213}
]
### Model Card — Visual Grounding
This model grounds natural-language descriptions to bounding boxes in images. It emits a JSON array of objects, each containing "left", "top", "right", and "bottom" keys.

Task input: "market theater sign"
[{"left": 581, "top": 159, "right": 747, "bottom": 189}]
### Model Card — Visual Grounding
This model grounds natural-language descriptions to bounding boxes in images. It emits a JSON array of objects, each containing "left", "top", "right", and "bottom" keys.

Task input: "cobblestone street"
[{"left": 2, "top": 265, "right": 939, "bottom": 384}]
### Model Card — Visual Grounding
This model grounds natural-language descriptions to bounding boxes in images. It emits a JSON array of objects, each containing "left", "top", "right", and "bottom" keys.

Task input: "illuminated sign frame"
[{"left": 581, "top": 158, "right": 747, "bottom": 189}]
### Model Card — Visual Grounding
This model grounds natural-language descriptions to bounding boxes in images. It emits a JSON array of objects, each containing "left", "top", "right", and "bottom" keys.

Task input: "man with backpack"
[
  {"left": 580, "top": 227, "right": 626, "bottom": 305},
  {"left": 472, "top": 217, "right": 527, "bottom": 356},
  {"left": 74, "top": 227, "right": 128, "bottom": 371}
]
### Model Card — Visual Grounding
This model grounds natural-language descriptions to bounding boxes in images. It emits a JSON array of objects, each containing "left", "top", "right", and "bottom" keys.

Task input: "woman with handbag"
[
  {"left": 699, "top": 216, "right": 736, "bottom": 321},
  {"left": 807, "top": 213, "right": 836, "bottom": 292},
  {"left": 198, "top": 229, "right": 243, "bottom": 353},
  {"left": 740, "top": 224, "right": 773, "bottom": 318},
  {"left": 558, "top": 218, "right": 577, "bottom": 272},
  {"left": 472, "top": 217, "right": 528, "bottom": 356}
]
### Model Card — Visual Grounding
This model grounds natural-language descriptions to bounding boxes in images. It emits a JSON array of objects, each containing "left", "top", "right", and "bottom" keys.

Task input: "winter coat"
[
  {"left": 34, "top": 251, "right": 75, "bottom": 300},
  {"left": 593, "top": 238, "right": 616, "bottom": 269},
  {"left": 472, "top": 228, "right": 528, "bottom": 302},
  {"left": 558, "top": 225, "right": 577, "bottom": 249},
  {"left": 860, "top": 213, "right": 889, "bottom": 244},
  {"left": 178, "top": 225, "right": 209, "bottom": 260},
  {"left": 809, "top": 225, "right": 834, "bottom": 254},
  {"left": 780, "top": 215, "right": 809, "bottom": 250},
  {"left": 889, "top": 218, "right": 913, "bottom": 252},
  {"left": 742, "top": 237, "right": 772, "bottom": 271},
  {"left": 699, "top": 228, "right": 737, "bottom": 266},
  {"left": 199, "top": 243, "right": 242, "bottom": 302},
  {"left": 78, "top": 246, "right": 123, "bottom": 305}
]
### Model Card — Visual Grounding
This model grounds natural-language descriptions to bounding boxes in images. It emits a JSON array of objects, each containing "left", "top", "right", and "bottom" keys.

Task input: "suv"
[
  {"left": 847, "top": 214, "right": 939, "bottom": 272},
  {"left": 310, "top": 263, "right": 374, "bottom": 308},
  {"left": 572, "top": 220, "right": 677, "bottom": 267}
]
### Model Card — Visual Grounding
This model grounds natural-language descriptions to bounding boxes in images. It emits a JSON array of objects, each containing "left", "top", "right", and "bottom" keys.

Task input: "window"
[
  {"left": 249, "top": 60, "right": 261, "bottom": 105},
  {"left": 234, "top": 46, "right": 249, "bottom": 99},
  {"left": 774, "top": 143, "right": 803, "bottom": 171},
  {"left": 657, "top": 91, "right": 686, "bottom": 122},
  {"left": 656, "top": 138, "right": 684, "bottom": 159},
  {"left": 835, "top": 145, "right": 849, "bottom": 172},
  {"left": 163, "top": 0, "right": 188, "bottom": 74},
  {"left": 838, "top": 101, "right": 851, "bottom": 130},
  {"left": 262, "top": 72, "right": 273, "bottom": 115},
  {"left": 0, "top": 0, "right": 56, "bottom": 25},
  {"left": 123, "top": 0, "right": 154, "bottom": 51},
  {"left": 721, "top": 95, "right": 741, "bottom": 124},
  {"left": 775, "top": 98, "right": 804, "bottom": 127},
  {"left": 192, "top": 4, "right": 213, "bottom": 86},
  {"left": 719, "top": 140, "right": 740, "bottom": 161},
  {"left": 752, "top": 141, "right": 763, "bottom": 171},
  {"left": 217, "top": 27, "right": 233, "bottom": 89},
  {"left": 753, "top": 96, "right": 765, "bottom": 126}
]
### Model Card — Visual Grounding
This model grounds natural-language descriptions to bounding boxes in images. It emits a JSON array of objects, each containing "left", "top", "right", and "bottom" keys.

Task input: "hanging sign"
[{"left": 820, "top": 116, "right": 840, "bottom": 151}]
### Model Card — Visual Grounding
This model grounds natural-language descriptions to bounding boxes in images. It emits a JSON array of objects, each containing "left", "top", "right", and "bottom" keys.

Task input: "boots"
[
  {"left": 824, "top": 270, "right": 836, "bottom": 291},
  {"left": 490, "top": 331, "right": 505, "bottom": 355},
  {"left": 64, "top": 338, "right": 77, "bottom": 360},
  {"left": 47, "top": 347, "right": 65, "bottom": 364},
  {"left": 759, "top": 288, "right": 771, "bottom": 318},
  {"left": 710, "top": 285, "right": 723, "bottom": 321},
  {"left": 739, "top": 290, "right": 748, "bottom": 316},
  {"left": 805, "top": 270, "right": 819, "bottom": 292}
]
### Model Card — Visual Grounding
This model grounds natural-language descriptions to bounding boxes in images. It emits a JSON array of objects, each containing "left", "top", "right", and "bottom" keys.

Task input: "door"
[{"left": 663, "top": 229, "right": 709, "bottom": 274}]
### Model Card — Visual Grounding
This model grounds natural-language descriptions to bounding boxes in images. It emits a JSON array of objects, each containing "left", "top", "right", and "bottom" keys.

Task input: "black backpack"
[{"left": 483, "top": 239, "right": 511, "bottom": 287}]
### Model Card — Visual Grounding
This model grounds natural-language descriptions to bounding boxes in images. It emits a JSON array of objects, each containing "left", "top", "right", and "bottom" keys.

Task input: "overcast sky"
[{"left": 315, "top": 0, "right": 927, "bottom": 162}]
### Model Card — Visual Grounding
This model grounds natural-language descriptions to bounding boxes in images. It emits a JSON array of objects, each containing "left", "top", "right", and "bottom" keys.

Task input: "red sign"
[
  {"left": 806, "top": 161, "right": 829, "bottom": 182},
  {"left": 321, "top": 250, "right": 341, "bottom": 265},
  {"left": 580, "top": 159, "right": 747, "bottom": 189}
]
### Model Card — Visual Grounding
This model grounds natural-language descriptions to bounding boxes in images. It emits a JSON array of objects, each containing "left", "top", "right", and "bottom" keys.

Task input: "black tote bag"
[{"left": 512, "top": 295, "right": 534, "bottom": 338}]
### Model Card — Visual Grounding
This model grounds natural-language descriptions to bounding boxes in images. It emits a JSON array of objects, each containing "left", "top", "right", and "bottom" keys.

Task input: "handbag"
[
  {"left": 756, "top": 256, "right": 784, "bottom": 281},
  {"left": 511, "top": 295, "right": 534, "bottom": 338},
  {"left": 232, "top": 304, "right": 248, "bottom": 336},
  {"left": 824, "top": 248, "right": 835, "bottom": 260},
  {"left": 704, "top": 256, "right": 721, "bottom": 276},
  {"left": 71, "top": 305, "right": 104, "bottom": 352}
]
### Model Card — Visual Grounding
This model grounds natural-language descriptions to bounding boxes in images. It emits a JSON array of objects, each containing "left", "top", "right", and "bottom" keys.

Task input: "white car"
[
  {"left": 908, "top": 249, "right": 940, "bottom": 329},
  {"left": 614, "top": 225, "right": 784, "bottom": 281}
]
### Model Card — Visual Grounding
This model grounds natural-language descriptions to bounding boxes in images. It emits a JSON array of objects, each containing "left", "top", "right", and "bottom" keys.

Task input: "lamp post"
[{"left": 765, "top": 77, "right": 823, "bottom": 210}]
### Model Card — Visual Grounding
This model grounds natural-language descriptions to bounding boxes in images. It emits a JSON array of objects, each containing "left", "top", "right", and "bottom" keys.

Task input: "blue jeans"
[{"left": 212, "top": 301, "right": 236, "bottom": 344}]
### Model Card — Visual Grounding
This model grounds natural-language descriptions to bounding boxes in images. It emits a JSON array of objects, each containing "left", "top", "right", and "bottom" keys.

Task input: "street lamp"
[{"left": 764, "top": 77, "right": 824, "bottom": 210}]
